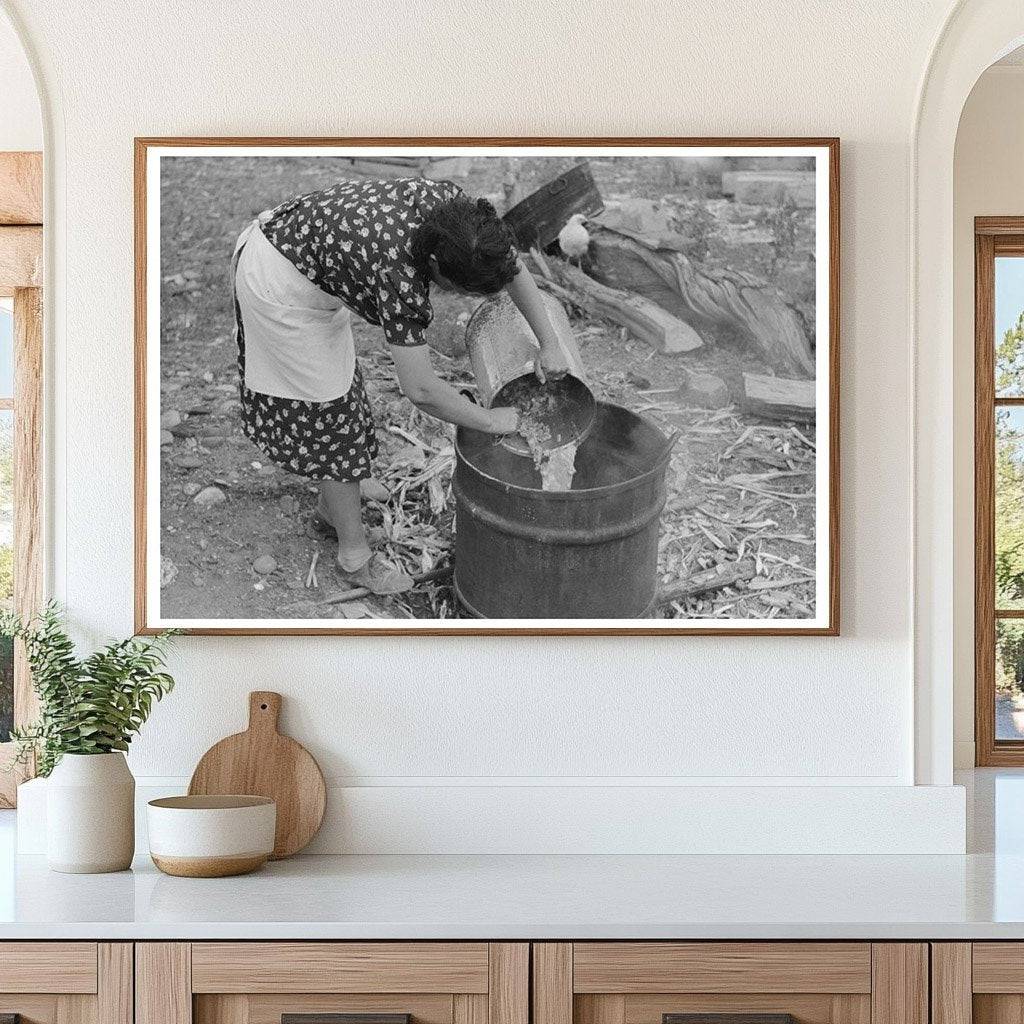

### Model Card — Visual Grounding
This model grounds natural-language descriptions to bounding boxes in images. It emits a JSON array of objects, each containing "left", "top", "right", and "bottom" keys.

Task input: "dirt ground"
[{"left": 158, "top": 156, "right": 818, "bottom": 622}]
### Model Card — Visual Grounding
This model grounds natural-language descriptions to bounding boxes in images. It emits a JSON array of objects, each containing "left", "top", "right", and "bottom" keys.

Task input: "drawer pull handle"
[
  {"left": 283, "top": 1016, "right": 411, "bottom": 1024},
  {"left": 664, "top": 1016, "right": 797, "bottom": 1024}
]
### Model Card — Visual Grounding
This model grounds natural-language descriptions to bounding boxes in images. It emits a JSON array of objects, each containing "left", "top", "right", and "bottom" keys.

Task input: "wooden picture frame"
[{"left": 135, "top": 137, "right": 840, "bottom": 636}]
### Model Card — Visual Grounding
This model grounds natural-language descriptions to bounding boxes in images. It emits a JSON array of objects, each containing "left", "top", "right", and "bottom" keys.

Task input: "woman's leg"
[
  {"left": 319, "top": 480, "right": 371, "bottom": 570},
  {"left": 319, "top": 480, "right": 413, "bottom": 594}
]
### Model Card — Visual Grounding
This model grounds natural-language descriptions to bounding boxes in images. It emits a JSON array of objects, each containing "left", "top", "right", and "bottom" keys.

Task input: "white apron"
[{"left": 232, "top": 218, "right": 356, "bottom": 403}]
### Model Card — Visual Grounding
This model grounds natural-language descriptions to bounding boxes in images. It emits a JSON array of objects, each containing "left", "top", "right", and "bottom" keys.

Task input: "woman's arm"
[
  {"left": 504, "top": 260, "right": 570, "bottom": 382},
  {"left": 390, "top": 345, "right": 519, "bottom": 434}
]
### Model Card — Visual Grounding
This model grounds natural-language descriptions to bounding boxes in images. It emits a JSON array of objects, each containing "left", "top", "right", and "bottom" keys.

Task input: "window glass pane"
[
  {"left": 996, "top": 256, "right": 1024, "bottom": 397},
  {"left": 0, "top": 410, "right": 12, "bottom": 742},
  {"left": 998, "top": 619, "right": 1024, "bottom": 740},
  {"left": 0, "top": 301, "right": 12, "bottom": 402},
  {"left": 996, "top": 407, "right": 1024, "bottom": 609}
]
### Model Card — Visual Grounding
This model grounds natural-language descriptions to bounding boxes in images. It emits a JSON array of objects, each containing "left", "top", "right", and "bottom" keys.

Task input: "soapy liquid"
[{"left": 517, "top": 414, "right": 578, "bottom": 491}]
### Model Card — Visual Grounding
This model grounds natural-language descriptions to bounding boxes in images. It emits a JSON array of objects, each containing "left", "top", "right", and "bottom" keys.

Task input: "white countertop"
[
  {"left": 1, "top": 769, "right": 1021, "bottom": 941},
  {"left": 0, "top": 849, "right": 1022, "bottom": 940}
]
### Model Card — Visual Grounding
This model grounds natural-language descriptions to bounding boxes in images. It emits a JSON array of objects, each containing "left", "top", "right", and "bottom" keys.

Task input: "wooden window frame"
[{"left": 0, "top": 151, "right": 43, "bottom": 806}]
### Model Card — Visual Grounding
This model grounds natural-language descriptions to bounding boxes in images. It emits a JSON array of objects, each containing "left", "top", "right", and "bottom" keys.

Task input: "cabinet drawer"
[
  {"left": 0, "top": 943, "right": 130, "bottom": 1024},
  {"left": 140, "top": 942, "right": 528, "bottom": 1024},
  {"left": 534, "top": 944, "right": 925, "bottom": 1024},
  {"left": 191, "top": 943, "right": 490, "bottom": 993},
  {"left": 0, "top": 942, "right": 98, "bottom": 993}
]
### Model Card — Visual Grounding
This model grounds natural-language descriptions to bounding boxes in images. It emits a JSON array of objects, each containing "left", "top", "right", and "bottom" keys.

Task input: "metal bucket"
[
  {"left": 465, "top": 291, "right": 594, "bottom": 456},
  {"left": 453, "top": 402, "right": 675, "bottom": 619}
]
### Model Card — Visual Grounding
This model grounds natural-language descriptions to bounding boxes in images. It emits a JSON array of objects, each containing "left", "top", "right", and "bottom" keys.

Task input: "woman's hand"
[
  {"left": 486, "top": 407, "right": 521, "bottom": 435},
  {"left": 533, "top": 345, "right": 570, "bottom": 384}
]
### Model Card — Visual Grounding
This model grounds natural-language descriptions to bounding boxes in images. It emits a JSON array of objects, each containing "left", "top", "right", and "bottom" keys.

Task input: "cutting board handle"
[{"left": 248, "top": 691, "right": 282, "bottom": 734}]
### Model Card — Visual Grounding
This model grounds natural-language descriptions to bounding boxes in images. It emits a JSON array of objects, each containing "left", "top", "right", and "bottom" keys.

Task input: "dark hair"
[{"left": 412, "top": 194, "right": 518, "bottom": 294}]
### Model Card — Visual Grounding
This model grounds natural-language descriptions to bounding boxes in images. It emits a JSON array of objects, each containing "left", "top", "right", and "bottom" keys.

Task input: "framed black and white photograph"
[{"left": 135, "top": 138, "right": 839, "bottom": 635}]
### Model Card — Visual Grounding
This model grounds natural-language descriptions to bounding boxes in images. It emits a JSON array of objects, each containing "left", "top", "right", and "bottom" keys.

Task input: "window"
[
  {"left": 976, "top": 220, "right": 1024, "bottom": 764},
  {"left": 0, "top": 152, "right": 42, "bottom": 806}
]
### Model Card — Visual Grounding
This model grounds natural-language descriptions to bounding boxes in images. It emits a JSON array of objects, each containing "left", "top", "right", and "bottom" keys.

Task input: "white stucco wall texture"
[{"left": 0, "top": 0, "right": 1013, "bottom": 852}]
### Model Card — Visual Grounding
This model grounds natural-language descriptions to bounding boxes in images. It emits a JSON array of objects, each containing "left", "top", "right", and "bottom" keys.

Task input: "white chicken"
[{"left": 558, "top": 213, "right": 590, "bottom": 264}]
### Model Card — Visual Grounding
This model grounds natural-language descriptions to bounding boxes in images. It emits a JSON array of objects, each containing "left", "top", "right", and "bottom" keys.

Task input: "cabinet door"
[
  {"left": 534, "top": 943, "right": 927, "bottom": 1024},
  {"left": 0, "top": 942, "right": 132, "bottom": 1024},
  {"left": 137, "top": 943, "right": 528, "bottom": 1024},
  {"left": 935, "top": 943, "right": 1024, "bottom": 1024}
]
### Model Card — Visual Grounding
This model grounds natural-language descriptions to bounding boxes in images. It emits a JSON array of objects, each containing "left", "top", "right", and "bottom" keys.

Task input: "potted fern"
[{"left": 2, "top": 604, "right": 177, "bottom": 873}]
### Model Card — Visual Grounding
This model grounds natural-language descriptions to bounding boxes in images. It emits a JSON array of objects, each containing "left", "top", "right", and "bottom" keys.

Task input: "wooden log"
[
  {"left": 721, "top": 170, "right": 816, "bottom": 209},
  {"left": 742, "top": 372, "right": 815, "bottom": 422},
  {"left": 0, "top": 153, "right": 42, "bottom": 225},
  {"left": 589, "top": 227, "right": 814, "bottom": 378},
  {"left": 536, "top": 257, "right": 703, "bottom": 355},
  {"left": 657, "top": 559, "right": 757, "bottom": 606}
]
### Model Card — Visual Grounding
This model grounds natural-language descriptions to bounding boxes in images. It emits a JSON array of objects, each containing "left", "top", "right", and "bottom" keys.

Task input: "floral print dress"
[{"left": 234, "top": 177, "right": 463, "bottom": 481}]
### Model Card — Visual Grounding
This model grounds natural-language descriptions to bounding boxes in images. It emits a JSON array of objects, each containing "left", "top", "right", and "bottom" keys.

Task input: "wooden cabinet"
[
  {"left": 0, "top": 942, "right": 132, "bottom": 1024},
  {"left": 136, "top": 943, "right": 528, "bottom": 1024},
  {"left": 930, "top": 943, "right": 1024, "bottom": 1024},
  {"left": 0, "top": 938, "right": 941, "bottom": 1024},
  {"left": 532, "top": 943, "right": 928, "bottom": 1024}
]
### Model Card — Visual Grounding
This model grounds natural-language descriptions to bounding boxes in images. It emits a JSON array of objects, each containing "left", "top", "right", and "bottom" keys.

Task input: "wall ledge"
[{"left": 17, "top": 778, "right": 967, "bottom": 856}]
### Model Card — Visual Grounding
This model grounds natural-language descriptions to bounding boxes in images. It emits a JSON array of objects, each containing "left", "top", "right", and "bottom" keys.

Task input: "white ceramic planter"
[{"left": 46, "top": 752, "right": 135, "bottom": 873}]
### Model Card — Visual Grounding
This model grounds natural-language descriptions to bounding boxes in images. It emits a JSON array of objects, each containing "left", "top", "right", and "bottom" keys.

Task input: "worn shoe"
[
  {"left": 308, "top": 510, "right": 337, "bottom": 539},
  {"left": 338, "top": 553, "right": 413, "bottom": 595}
]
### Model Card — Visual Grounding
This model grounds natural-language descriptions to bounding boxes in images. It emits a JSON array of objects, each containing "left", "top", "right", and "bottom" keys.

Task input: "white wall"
[
  {"left": 0, "top": 8, "right": 39, "bottom": 150},
  {"left": 952, "top": 65, "right": 1024, "bottom": 768},
  {"left": 1, "top": 0, "right": 972, "bottom": 851}
]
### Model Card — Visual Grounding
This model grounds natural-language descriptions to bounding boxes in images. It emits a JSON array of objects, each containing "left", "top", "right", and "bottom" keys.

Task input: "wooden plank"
[
  {"left": 193, "top": 996, "right": 248, "bottom": 1024},
  {"left": 721, "top": 171, "right": 816, "bottom": 209},
  {"left": 623, "top": 994, "right": 835, "bottom": 1024},
  {"left": 453, "top": 995, "right": 487, "bottom": 1024},
  {"left": 56, "top": 995, "right": 95, "bottom": 1024},
  {"left": 870, "top": 945, "right": 927, "bottom": 1024},
  {"left": 0, "top": 226, "right": 42, "bottom": 292},
  {"left": 742, "top": 372, "right": 815, "bottom": 422},
  {"left": 975, "top": 995, "right": 1024, "bottom": 1024},
  {"left": 534, "top": 944, "right": 573, "bottom": 1024},
  {"left": 976, "top": 230, "right": 1000, "bottom": 766},
  {"left": 931, "top": 945, "right": 971, "bottom": 1024},
  {"left": 534, "top": 254, "right": 703, "bottom": 355},
  {"left": 98, "top": 945, "right": 133, "bottom": 1024},
  {"left": 972, "top": 943, "right": 1024, "bottom": 992},
  {"left": 573, "top": 943, "right": 871, "bottom": 994},
  {"left": 192, "top": 943, "right": 488, "bottom": 994},
  {"left": 0, "top": 943, "right": 97, "bottom": 993},
  {"left": 831, "top": 995, "right": 872, "bottom": 1024},
  {"left": 0, "top": 152, "right": 42, "bottom": 224},
  {"left": 977, "top": 217, "right": 1024, "bottom": 236},
  {"left": 136, "top": 943, "right": 192, "bottom": 1024},
  {"left": 489, "top": 944, "right": 528, "bottom": 1024},
  {"left": 14, "top": 286, "right": 42, "bottom": 721},
  {"left": 576, "top": 996, "right": 625, "bottom": 1024}
]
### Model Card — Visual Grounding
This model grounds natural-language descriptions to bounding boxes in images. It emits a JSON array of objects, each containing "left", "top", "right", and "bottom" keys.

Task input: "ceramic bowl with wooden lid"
[{"left": 147, "top": 795, "right": 276, "bottom": 877}]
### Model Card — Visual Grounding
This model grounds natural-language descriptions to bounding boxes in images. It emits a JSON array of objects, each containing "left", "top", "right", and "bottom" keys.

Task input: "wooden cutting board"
[{"left": 188, "top": 691, "right": 326, "bottom": 859}]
